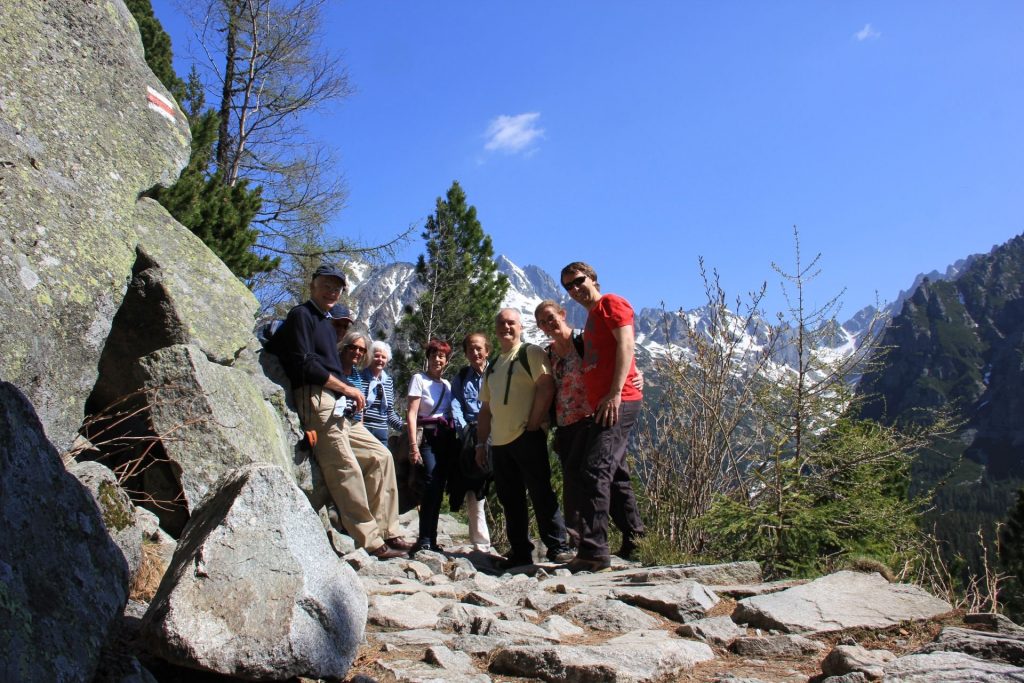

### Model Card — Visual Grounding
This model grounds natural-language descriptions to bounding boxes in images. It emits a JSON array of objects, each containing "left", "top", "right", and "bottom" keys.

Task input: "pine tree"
[
  {"left": 125, "top": 0, "right": 185, "bottom": 102},
  {"left": 127, "top": 0, "right": 278, "bottom": 279},
  {"left": 148, "top": 73, "right": 276, "bottom": 277},
  {"left": 999, "top": 488, "right": 1024, "bottom": 620},
  {"left": 394, "top": 181, "right": 508, "bottom": 384}
]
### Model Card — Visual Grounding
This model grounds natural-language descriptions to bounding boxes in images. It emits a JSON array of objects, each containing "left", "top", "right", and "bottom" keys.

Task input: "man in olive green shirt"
[{"left": 477, "top": 308, "right": 572, "bottom": 569}]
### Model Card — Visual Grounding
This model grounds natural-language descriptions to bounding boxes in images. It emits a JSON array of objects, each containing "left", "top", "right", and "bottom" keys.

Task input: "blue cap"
[
  {"left": 329, "top": 304, "right": 353, "bottom": 321},
  {"left": 312, "top": 264, "right": 348, "bottom": 289}
]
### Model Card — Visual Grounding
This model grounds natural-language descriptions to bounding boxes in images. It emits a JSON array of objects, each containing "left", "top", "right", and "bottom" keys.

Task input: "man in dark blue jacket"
[{"left": 268, "top": 264, "right": 406, "bottom": 559}]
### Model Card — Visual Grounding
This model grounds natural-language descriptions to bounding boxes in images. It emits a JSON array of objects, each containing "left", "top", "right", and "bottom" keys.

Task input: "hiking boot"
[
  {"left": 369, "top": 544, "right": 406, "bottom": 560},
  {"left": 615, "top": 539, "right": 638, "bottom": 561},
  {"left": 498, "top": 554, "right": 534, "bottom": 570},
  {"left": 565, "top": 555, "right": 611, "bottom": 574},
  {"left": 546, "top": 548, "right": 575, "bottom": 563}
]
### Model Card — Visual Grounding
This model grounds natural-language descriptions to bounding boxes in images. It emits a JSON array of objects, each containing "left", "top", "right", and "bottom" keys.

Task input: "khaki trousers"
[{"left": 295, "top": 386, "right": 400, "bottom": 550}]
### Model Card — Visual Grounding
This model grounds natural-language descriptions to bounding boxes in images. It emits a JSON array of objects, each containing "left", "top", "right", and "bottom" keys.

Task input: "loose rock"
[
  {"left": 368, "top": 591, "right": 444, "bottom": 630},
  {"left": 677, "top": 615, "right": 748, "bottom": 645},
  {"left": 731, "top": 634, "right": 826, "bottom": 658},
  {"left": 611, "top": 580, "right": 719, "bottom": 622},
  {"left": 733, "top": 571, "right": 952, "bottom": 634},
  {"left": 566, "top": 598, "right": 661, "bottom": 632},
  {"left": 821, "top": 644, "right": 896, "bottom": 679},
  {"left": 140, "top": 464, "right": 365, "bottom": 680},
  {"left": 919, "top": 626, "right": 1024, "bottom": 665},
  {"left": 880, "top": 651, "right": 1024, "bottom": 681},
  {"left": 491, "top": 637, "right": 715, "bottom": 682}
]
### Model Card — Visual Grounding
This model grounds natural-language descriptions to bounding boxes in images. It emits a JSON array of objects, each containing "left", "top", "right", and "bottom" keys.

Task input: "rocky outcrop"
[
  {"left": 87, "top": 199, "right": 259, "bottom": 411},
  {"left": 2, "top": 0, "right": 318, "bottom": 541},
  {"left": 81, "top": 198, "right": 321, "bottom": 530},
  {"left": 732, "top": 570, "right": 953, "bottom": 634},
  {"left": 0, "top": 383, "right": 129, "bottom": 682},
  {"left": 141, "top": 464, "right": 366, "bottom": 680},
  {"left": 0, "top": 0, "right": 190, "bottom": 450}
]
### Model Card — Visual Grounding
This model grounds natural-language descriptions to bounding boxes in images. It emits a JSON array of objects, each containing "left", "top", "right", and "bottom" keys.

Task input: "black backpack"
[{"left": 257, "top": 319, "right": 284, "bottom": 348}]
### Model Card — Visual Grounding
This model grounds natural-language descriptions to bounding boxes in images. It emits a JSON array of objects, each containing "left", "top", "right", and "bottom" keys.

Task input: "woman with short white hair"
[{"left": 360, "top": 340, "right": 404, "bottom": 444}]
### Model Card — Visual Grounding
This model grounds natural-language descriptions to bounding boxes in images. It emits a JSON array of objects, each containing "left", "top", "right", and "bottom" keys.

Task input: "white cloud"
[
  {"left": 484, "top": 112, "right": 544, "bottom": 154},
  {"left": 854, "top": 23, "right": 881, "bottom": 41}
]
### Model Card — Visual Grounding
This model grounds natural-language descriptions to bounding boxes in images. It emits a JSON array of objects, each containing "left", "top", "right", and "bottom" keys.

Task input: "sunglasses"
[
  {"left": 344, "top": 344, "right": 367, "bottom": 353},
  {"left": 562, "top": 275, "right": 587, "bottom": 291}
]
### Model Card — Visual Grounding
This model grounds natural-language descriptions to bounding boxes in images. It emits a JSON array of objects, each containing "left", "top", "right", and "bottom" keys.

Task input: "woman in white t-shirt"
[{"left": 406, "top": 338, "right": 457, "bottom": 555}]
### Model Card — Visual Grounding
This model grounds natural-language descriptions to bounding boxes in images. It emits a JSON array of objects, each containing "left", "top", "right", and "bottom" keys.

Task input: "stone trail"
[{"left": 325, "top": 512, "right": 1023, "bottom": 683}]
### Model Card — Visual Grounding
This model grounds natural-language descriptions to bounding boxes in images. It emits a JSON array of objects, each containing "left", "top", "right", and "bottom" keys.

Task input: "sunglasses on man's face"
[{"left": 562, "top": 275, "right": 587, "bottom": 291}]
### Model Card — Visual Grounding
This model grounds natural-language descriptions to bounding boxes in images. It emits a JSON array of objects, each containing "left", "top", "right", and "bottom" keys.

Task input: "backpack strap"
[
  {"left": 486, "top": 346, "right": 536, "bottom": 406},
  {"left": 571, "top": 330, "right": 585, "bottom": 359},
  {"left": 518, "top": 343, "right": 532, "bottom": 377}
]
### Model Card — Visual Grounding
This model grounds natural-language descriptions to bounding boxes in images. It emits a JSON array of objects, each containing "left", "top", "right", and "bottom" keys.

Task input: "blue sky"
[{"left": 151, "top": 1, "right": 1023, "bottom": 319}]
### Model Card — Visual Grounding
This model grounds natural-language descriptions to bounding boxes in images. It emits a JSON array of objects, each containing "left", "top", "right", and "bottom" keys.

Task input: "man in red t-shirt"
[{"left": 559, "top": 261, "right": 645, "bottom": 573}]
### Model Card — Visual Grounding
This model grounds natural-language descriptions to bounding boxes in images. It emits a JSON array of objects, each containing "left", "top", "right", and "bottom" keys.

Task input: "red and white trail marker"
[{"left": 146, "top": 86, "right": 176, "bottom": 123}]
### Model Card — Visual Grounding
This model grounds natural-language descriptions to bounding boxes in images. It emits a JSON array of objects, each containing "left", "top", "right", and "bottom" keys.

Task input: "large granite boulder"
[
  {"left": 0, "top": 382, "right": 129, "bottom": 682},
  {"left": 140, "top": 464, "right": 366, "bottom": 680},
  {"left": 0, "top": 0, "right": 190, "bottom": 450},
  {"left": 733, "top": 570, "right": 953, "bottom": 634},
  {"left": 124, "top": 343, "right": 295, "bottom": 529},
  {"left": 84, "top": 199, "right": 326, "bottom": 524},
  {"left": 88, "top": 199, "right": 259, "bottom": 411},
  {"left": 69, "top": 459, "right": 144, "bottom": 579}
]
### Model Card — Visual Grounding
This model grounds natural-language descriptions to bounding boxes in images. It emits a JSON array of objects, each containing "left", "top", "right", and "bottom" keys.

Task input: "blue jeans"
[
  {"left": 417, "top": 425, "right": 456, "bottom": 544},
  {"left": 367, "top": 426, "right": 389, "bottom": 445}
]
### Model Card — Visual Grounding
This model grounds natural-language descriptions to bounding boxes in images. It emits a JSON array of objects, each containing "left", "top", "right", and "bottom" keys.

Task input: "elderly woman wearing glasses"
[
  {"left": 332, "top": 329, "right": 414, "bottom": 553},
  {"left": 359, "top": 340, "right": 405, "bottom": 445},
  {"left": 406, "top": 339, "right": 458, "bottom": 556}
]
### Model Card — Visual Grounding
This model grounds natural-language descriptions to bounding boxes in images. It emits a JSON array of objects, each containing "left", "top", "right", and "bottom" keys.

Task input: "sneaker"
[
  {"left": 369, "top": 544, "right": 406, "bottom": 560},
  {"left": 565, "top": 556, "right": 611, "bottom": 574},
  {"left": 408, "top": 539, "right": 435, "bottom": 556},
  {"left": 547, "top": 548, "right": 575, "bottom": 563}
]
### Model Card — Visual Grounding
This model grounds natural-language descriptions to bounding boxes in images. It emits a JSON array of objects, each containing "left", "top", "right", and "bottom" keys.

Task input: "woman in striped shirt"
[{"left": 360, "top": 340, "right": 405, "bottom": 444}]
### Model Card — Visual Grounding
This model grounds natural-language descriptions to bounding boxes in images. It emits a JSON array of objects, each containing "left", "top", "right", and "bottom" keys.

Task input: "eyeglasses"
[
  {"left": 537, "top": 313, "right": 560, "bottom": 328},
  {"left": 318, "top": 284, "right": 345, "bottom": 294},
  {"left": 562, "top": 275, "right": 587, "bottom": 291},
  {"left": 344, "top": 344, "right": 367, "bottom": 354}
]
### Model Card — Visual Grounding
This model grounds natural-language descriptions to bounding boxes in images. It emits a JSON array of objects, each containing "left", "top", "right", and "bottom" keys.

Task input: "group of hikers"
[{"left": 265, "top": 260, "right": 644, "bottom": 573}]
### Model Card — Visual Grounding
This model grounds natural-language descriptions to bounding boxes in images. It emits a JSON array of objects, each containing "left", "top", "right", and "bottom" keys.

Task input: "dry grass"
[{"left": 130, "top": 542, "right": 168, "bottom": 602}]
